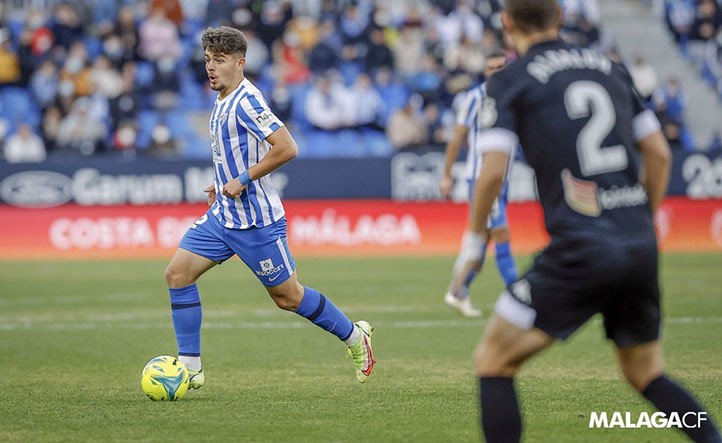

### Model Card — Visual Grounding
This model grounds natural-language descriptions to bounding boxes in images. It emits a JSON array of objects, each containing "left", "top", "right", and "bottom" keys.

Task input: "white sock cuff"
[
  {"left": 179, "top": 356, "right": 202, "bottom": 371},
  {"left": 344, "top": 325, "right": 361, "bottom": 346}
]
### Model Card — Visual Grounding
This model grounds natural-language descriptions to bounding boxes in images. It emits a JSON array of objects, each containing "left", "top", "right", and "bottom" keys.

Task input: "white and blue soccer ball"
[{"left": 141, "top": 356, "right": 190, "bottom": 401}]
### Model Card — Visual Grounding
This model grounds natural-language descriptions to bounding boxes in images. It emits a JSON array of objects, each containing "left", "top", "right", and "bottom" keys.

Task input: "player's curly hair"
[{"left": 201, "top": 26, "right": 248, "bottom": 56}]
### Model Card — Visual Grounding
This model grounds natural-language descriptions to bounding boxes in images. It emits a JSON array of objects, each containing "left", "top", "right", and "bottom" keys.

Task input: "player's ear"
[
  {"left": 501, "top": 11, "right": 514, "bottom": 34},
  {"left": 556, "top": 4, "right": 564, "bottom": 28}
]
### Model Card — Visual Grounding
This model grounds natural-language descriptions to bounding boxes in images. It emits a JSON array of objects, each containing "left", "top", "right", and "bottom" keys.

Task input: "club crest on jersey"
[
  {"left": 219, "top": 111, "right": 228, "bottom": 125},
  {"left": 479, "top": 97, "right": 498, "bottom": 128}
]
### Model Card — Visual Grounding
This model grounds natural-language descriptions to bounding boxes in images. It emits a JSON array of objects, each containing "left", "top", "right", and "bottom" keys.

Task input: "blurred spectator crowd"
[
  {"left": 0, "top": 0, "right": 613, "bottom": 162},
  {"left": 660, "top": 0, "right": 722, "bottom": 153}
]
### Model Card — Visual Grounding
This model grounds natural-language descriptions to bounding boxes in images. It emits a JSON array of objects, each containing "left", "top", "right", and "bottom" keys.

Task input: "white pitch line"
[{"left": 0, "top": 316, "right": 721, "bottom": 332}]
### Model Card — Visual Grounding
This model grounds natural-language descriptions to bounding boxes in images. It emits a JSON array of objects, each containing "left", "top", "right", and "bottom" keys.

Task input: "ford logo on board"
[{"left": 0, "top": 171, "right": 73, "bottom": 208}]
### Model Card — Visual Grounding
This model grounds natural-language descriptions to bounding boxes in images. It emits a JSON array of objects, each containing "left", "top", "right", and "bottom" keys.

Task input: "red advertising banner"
[{"left": 0, "top": 198, "right": 719, "bottom": 260}]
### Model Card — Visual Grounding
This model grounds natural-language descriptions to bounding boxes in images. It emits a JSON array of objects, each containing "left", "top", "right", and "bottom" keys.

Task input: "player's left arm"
[
  {"left": 618, "top": 61, "right": 671, "bottom": 215},
  {"left": 222, "top": 126, "right": 297, "bottom": 198},
  {"left": 222, "top": 92, "right": 298, "bottom": 198},
  {"left": 250, "top": 125, "right": 298, "bottom": 178}
]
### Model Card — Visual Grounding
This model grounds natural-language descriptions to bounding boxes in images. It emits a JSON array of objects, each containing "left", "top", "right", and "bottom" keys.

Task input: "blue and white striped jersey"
[
  {"left": 455, "top": 84, "right": 485, "bottom": 181},
  {"left": 456, "top": 83, "right": 515, "bottom": 183},
  {"left": 208, "top": 78, "right": 285, "bottom": 229}
]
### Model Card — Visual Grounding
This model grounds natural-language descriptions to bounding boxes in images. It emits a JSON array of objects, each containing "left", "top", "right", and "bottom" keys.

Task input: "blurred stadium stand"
[
  {"left": 601, "top": 0, "right": 722, "bottom": 153},
  {"left": 0, "top": 0, "right": 719, "bottom": 163}
]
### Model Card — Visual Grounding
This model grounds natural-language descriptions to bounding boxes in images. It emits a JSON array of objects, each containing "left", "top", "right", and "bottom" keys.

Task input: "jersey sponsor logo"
[
  {"left": 255, "top": 110, "right": 277, "bottom": 129},
  {"left": 561, "top": 169, "right": 601, "bottom": 216},
  {"left": 597, "top": 184, "right": 647, "bottom": 210},
  {"left": 562, "top": 169, "right": 649, "bottom": 217},
  {"left": 255, "top": 258, "right": 285, "bottom": 277},
  {"left": 211, "top": 133, "right": 222, "bottom": 163}
]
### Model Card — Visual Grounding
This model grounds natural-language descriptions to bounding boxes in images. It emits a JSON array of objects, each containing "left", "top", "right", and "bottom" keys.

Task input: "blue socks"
[
  {"left": 495, "top": 241, "right": 518, "bottom": 286},
  {"left": 169, "top": 284, "right": 202, "bottom": 357},
  {"left": 295, "top": 286, "right": 355, "bottom": 342},
  {"left": 170, "top": 284, "right": 355, "bottom": 356}
]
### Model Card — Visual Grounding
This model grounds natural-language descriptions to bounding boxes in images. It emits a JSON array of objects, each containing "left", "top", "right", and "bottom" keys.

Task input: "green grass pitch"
[{"left": 1, "top": 254, "right": 720, "bottom": 442}]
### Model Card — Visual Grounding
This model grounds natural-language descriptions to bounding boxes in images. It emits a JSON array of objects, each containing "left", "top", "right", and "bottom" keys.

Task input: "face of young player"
[{"left": 205, "top": 50, "right": 245, "bottom": 99}]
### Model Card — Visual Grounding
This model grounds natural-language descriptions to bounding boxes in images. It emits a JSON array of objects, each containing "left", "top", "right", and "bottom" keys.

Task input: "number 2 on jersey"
[{"left": 564, "top": 81, "right": 628, "bottom": 177}]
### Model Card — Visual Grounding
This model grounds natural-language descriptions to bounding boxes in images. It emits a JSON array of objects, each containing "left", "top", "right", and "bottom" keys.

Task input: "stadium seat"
[
  {"left": 361, "top": 129, "right": 393, "bottom": 157},
  {"left": 179, "top": 71, "right": 205, "bottom": 110},
  {"left": 334, "top": 129, "right": 366, "bottom": 157},
  {"left": 0, "top": 87, "right": 40, "bottom": 128},
  {"left": 338, "top": 62, "right": 362, "bottom": 86},
  {"left": 289, "top": 83, "right": 312, "bottom": 131},
  {"left": 135, "top": 109, "right": 160, "bottom": 149},
  {"left": 302, "top": 130, "right": 336, "bottom": 157},
  {"left": 134, "top": 61, "right": 155, "bottom": 89},
  {"left": 84, "top": 36, "right": 103, "bottom": 60}
]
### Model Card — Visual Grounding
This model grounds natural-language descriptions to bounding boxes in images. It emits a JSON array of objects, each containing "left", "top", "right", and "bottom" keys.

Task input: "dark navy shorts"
[
  {"left": 179, "top": 210, "right": 295, "bottom": 287},
  {"left": 494, "top": 237, "right": 661, "bottom": 348}
]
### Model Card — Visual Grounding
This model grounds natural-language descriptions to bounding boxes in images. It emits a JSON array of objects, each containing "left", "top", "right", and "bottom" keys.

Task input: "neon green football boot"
[
  {"left": 187, "top": 368, "right": 205, "bottom": 390},
  {"left": 347, "top": 321, "right": 375, "bottom": 383}
]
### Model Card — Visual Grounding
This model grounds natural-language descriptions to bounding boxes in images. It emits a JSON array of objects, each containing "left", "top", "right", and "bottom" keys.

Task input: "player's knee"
[
  {"left": 473, "top": 341, "right": 519, "bottom": 377},
  {"left": 617, "top": 342, "right": 664, "bottom": 392},
  {"left": 271, "top": 293, "right": 299, "bottom": 311},
  {"left": 491, "top": 228, "right": 510, "bottom": 243},
  {"left": 621, "top": 365, "right": 664, "bottom": 392},
  {"left": 269, "top": 282, "right": 304, "bottom": 311},
  {"left": 164, "top": 264, "right": 191, "bottom": 288},
  {"left": 623, "top": 370, "right": 658, "bottom": 392}
]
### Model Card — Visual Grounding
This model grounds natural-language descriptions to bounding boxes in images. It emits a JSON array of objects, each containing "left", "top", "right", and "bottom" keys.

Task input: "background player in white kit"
[
  {"left": 439, "top": 50, "right": 518, "bottom": 317},
  {"left": 163, "top": 26, "right": 374, "bottom": 388}
]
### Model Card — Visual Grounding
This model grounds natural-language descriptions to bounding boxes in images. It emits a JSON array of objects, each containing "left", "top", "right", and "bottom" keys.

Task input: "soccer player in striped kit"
[
  {"left": 164, "top": 26, "right": 374, "bottom": 388},
  {"left": 439, "top": 50, "right": 518, "bottom": 317}
]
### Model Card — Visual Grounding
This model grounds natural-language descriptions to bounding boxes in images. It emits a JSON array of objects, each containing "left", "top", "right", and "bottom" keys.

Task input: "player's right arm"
[
  {"left": 203, "top": 184, "right": 216, "bottom": 206},
  {"left": 440, "top": 125, "right": 469, "bottom": 198},
  {"left": 440, "top": 91, "right": 477, "bottom": 198}
]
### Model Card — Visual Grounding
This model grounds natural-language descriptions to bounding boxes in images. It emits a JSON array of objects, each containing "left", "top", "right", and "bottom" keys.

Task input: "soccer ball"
[{"left": 141, "top": 356, "right": 190, "bottom": 401}]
